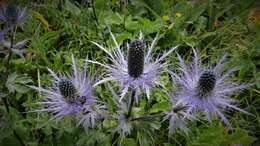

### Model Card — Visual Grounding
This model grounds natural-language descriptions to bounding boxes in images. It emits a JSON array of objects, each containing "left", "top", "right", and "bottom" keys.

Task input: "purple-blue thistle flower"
[
  {"left": 31, "top": 56, "right": 106, "bottom": 128},
  {"left": 87, "top": 30, "right": 178, "bottom": 102},
  {"left": 0, "top": 3, "right": 28, "bottom": 27},
  {"left": 170, "top": 48, "right": 251, "bottom": 127}
]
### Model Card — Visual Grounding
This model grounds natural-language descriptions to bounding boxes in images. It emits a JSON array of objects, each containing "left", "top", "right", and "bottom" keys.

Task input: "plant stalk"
[
  {"left": 130, "top": 112, "right": 165, "bottom": 121},
  {"left": 90, "top": 0, "right": 108, "bottom": 47},
  {"left": 2, "top": 27, "right": 16, "bottom": 113},
  {"left": 127, "top": 89, "right": 135, "bottom": 118},
  {"left": 1, "top": 27, "right": 25, "bottom": 146}
]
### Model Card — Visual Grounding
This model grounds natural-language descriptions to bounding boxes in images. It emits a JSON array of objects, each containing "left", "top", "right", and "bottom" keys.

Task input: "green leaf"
[
  {"left": 149, "top": 101, "right": 171, "bottom": 113},
  {"left": 222, "top": 129, "right": 256, "bottom": 146},
  {"left": 125, "top": 17, "right": 164, "bottom": 34},
  {"left": 187, "top": 122, "right": 255, "bottom": 146},
  {"left": 5, "top": 73, "right": 33, "bottom": 95},
  {"left": 0, "top": 136, "right": 21, "bottom": 146},
  {"left": 103, "top": 11, "right": 124, "bottom": 25},
  {"left": 0, "top": 108, "right": 12, "bottom": 142},
  {"left": 187, "top": 3, "right": 207, "bottom": 22},
  {"left": 103, "top": 119, "right": 117, "bottom": 129},
  {"left": 238, "top": 59, "right": 255, "bottom": 79},
  {"left": 122, "top": 138, "right": 137, "bottom": 146}
]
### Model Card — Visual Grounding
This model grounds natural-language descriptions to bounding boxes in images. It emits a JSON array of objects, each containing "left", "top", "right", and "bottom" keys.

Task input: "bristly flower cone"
[
  {"left": 5, "top": 5, "right": 19, "bottom": 24},
  {"left": 197, "top": 71, "right": 216, "bottom": 97},
  {"left": 127, "top": 40, "right": 145, "bottom": 78},
  {"left": 58, "top": 78, "right": 77, "bottom": 103}
]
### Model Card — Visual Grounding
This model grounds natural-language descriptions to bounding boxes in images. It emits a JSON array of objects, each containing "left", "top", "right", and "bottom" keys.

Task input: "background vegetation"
[{"left": 0, "top": 0, "right": 259, "bottom": 145}]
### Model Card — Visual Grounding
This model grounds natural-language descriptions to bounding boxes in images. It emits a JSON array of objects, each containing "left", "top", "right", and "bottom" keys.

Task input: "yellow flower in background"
[
  {"left": 162, "top": 15, "right": 170, "bottom": 21},
  {"left": 175, "top": 12, "right": 182, "bottom": 17}
]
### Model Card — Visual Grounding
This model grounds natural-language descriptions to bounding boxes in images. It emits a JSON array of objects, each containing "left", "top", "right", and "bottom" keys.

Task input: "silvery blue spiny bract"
[
  {"left": 170, "top": 48, "right": 251, "bottom": 127},
  {"left": 87, "top": 30, "right": 178, "bottom": 102},
  {"left": 31, "top": 56, "right": 106, "bottom": 128}
]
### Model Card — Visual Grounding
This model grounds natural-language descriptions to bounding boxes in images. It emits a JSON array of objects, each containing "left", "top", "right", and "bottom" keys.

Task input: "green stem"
[
  {"left": 2, "top": 27, "right": 16, "bottom": 113},
  {"left": 13, "top": 131, "right": 26, "bottom": 146},
  {"left": 130, "top": 112, "right": 165, "bottom": 121},
  {"left": 127, "top": 89, "right": 135, "bottom": 118},
  {"left": 90, "top": 0, "right": 107, "bottom": 47},
  {"left": 2, "top": 27, "right": 26, "bottom": 146},
  {"left": 58, "top": 0, "right": 64, "bottom": 11},
  {"left": 130, "top": 106, "right": 185, "bottom": 121}
]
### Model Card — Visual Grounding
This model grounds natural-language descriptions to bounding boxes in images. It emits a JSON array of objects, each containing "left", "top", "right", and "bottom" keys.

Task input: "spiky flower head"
[
  {"left": 31, "top": 56, "right": 106, "bottom": 128},
  {"left": 87, "top": 30, "right": 178, "bottom": 102},
  {"left": 170, "top": 48, "right": 251, "bottom": 127},
  {"left": 127, "top": 40, "right": 145, "bottom": 78},
  {"left": 0, "top": 3, "right": 28, "bottom": 27}
]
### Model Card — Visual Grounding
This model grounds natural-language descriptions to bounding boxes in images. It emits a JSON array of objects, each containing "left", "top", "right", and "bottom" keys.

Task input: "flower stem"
[
  {"left": 1, "top": 27, "right": 25, "bottom": 146},
  {"left": 13, "top": 130, "right": 26, "bottom": 146},
  {"left": 130, "top": 106, "right": 185, "bottom": 121},
  {"left": 5, "top": 27, "right": 15, "bottom": 75},
  {"left": 127, "top": 89, "right": 135, "bottom": 118},
  {"left": 130, "top": 112, "right": 165, "bottom": 121},
  {"left": 58, "top": 0, "right": 64, "bottom": 11},
  {"left": 90, "top": 0, "right": 107, "bottom": 47},
  {"left": 2, "top": 27, "right": 16, "bottom": 113}
]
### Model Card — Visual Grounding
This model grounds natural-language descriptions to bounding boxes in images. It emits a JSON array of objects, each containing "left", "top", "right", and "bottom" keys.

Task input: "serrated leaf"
[
  {"left": 5, "top": 73, "right": 32, "bottom": 95},
  {"left": 15, "top": 76, "right": 33, "bottom": 84},
  {"left": 12, "top": 84, "right": 30, "bottom": 94}
]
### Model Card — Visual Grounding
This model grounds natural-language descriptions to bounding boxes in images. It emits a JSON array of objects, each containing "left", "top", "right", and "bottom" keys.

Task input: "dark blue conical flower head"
[
  {"left": 127, "top": 40, "right": 145, "bottom": 78},
  {"left": 0, "top": 3, "right": 28, "bottom": 26},
  {"left": 197, "top": 71, "right": 216, "bottom": 97},
  {"left": 58, "top": 78, "right": 77, "bottom": 102},
  {"left": 170, "top": 48, "right": 251, "bottom": 127}
]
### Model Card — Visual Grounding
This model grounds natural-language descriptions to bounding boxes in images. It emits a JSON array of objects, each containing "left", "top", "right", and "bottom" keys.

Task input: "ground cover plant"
[{"left": 0, "top": 0, "right": 259, "bottom": 146}]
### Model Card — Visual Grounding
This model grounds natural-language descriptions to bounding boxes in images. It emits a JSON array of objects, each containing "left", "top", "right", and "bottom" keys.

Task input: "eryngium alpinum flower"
[
  {"left": 31, "top": 56, "right": 106, "bottom": 128},
  {"left": 170, "top": 48, "right": 251, "bottom": 126},
  {"left": 0, "top": 3, "right": 28, "bottom": 27},
  {"left": 87, "top": 31, "right": 178, "bottom": 101}
]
